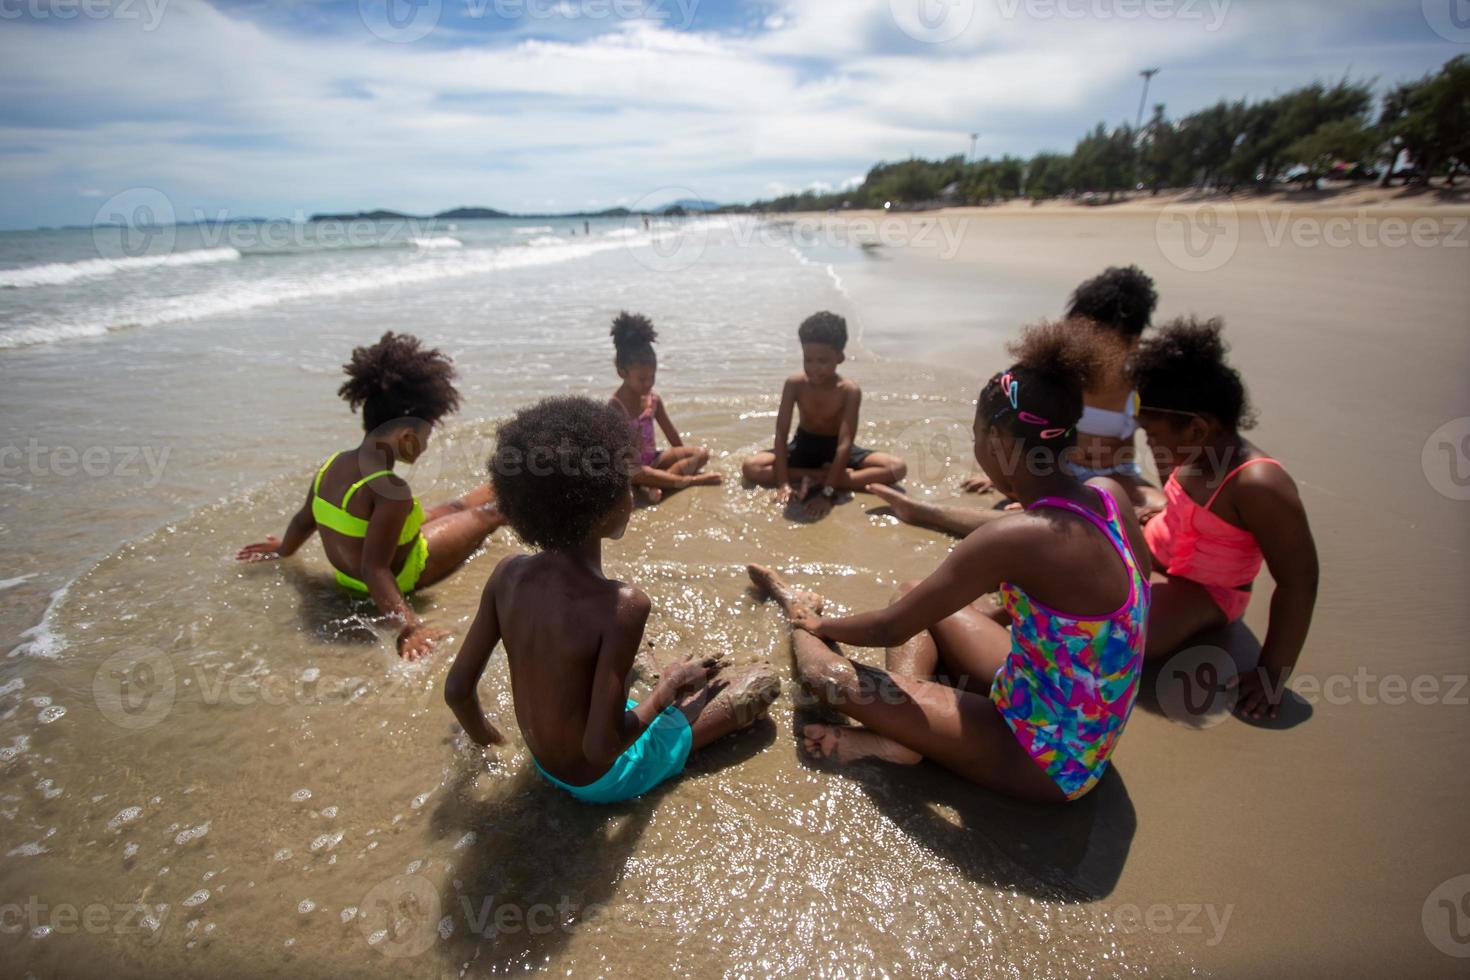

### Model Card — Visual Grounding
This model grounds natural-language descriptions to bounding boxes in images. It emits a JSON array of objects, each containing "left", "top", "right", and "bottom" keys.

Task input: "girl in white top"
[{"left": 873, "top": 268, "right": 1167, "bottom": 537}]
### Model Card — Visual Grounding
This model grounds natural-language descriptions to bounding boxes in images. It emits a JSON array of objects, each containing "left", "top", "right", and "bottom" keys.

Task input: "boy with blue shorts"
[{"left": 445, "top": 397, "right": 779, "bottom": 804}]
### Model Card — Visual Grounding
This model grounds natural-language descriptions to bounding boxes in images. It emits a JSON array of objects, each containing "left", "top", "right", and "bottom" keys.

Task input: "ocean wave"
[
  {"left": 526, "top": 235, "right": 570, "bottom": 247},
  {"left": 0, "top": 247, "right": 242, "bottom": 289},
  {"left": 0, "top": 233, "right": 661, "bottom": 350},
  {"left": 407, "top": 236, "right": 462, "bottom": 250},
  {"left": 513, "top": 225, "right": 554, "bottom": 234}
]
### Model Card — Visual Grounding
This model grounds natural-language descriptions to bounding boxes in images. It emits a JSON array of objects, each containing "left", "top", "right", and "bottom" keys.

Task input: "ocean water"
[{"left": 0, "top": 217, "right": 1184, "bottom": 977}]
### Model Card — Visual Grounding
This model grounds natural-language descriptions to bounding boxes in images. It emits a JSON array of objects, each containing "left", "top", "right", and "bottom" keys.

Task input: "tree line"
[{"left": 743, "top": 56, "right": 1467, "bottom": 212}]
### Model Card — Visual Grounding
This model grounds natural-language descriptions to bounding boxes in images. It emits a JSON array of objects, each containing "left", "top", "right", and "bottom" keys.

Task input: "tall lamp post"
[
  {"left": 969, "top": 132, "right": 980, "bottom": 163},
  {"left": 1136, "top": 68, "right": 1160, "bottom": 132}
]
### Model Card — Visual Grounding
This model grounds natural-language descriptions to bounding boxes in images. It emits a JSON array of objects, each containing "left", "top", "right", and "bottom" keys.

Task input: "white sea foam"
[
  {"left": 0, "top": 232, "right": 667, "bottom": 350},
  {"left": 0, "top": 247, "right": 241, "bottom": 289},
  {"left": 407, "top": 236, "right": 462, "bottom": 249},
  {"left": 513, "top": 225, "right": 553, "bottom": 234},
  {"left": 10, "top": 583, "right": 71, "bottom": 659}
]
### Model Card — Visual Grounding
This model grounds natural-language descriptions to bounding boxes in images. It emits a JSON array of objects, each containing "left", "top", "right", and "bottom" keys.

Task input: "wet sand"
[
  {"left": 830, "top": 198, "right": 1470, "bottom": 975},
  {"left": 2, "top": 203, "right": 1467, "bottom": 977}
]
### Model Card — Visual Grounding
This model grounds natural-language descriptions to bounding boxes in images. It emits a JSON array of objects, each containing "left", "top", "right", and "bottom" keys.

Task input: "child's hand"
[
  {"left": 235, "top": 536, "right": 283, "bottom": 562},
  {"left": 1229, "top": 665, "right": 1288, "bottom": 720},
  {"left": 660, "top": 655, "right": 728, "bottom": 697},
  {"left": 960, "top": 474, "right": 994, "bottom": 494},
  {"left": 397, "top": 623, "right": 451, "bottom": 662},
  {"left": 789, "top": 606, "right": 823, "bottom": 634},
  {"left": 775, "top": 484, "right": 794, "bottom": 506}
]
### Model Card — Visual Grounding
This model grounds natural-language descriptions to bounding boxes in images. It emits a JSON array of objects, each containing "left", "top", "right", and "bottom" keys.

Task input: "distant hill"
[
  {"left": 657, "top": 198, "right": 720, "bottom": 213},
  {"left": 306, "top": 203, "right": 695, "bottom": 222},
  {"left": 434, "top": 207, "right": 511, "bottom": 220},
  {"left": 308, "top": 209, "right": 415, "bottom": 222}
]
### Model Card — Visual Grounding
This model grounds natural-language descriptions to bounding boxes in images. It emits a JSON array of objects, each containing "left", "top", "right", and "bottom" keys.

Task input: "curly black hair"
[
  {"left": 338, "top": 332, "right": 461, "bottom": 432},
  {"left": 979, "top": 320, "right": 1107, "bottom": 451},
  {"left": 1067, "top": 266, "right": 1159, "bottom": 339},
  {"left": 611, "top": 312, "right": 658, "bottom": 369},
  {"left": 1129, "top": 317, "right": 1256, "bottom": 431},
  {"left": 798, "top": 311, "right": 848, "bottom": 352},
  {"left": 490, "top": 396, "right": 635, "bottom": 551}
]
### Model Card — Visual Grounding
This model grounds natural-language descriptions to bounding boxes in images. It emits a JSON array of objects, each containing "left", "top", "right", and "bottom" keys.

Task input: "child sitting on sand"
[
  {"left": 445, "top": 397, "right": 779, "bottom": 804},
  {"left": 608, "top": 312, "right": 722, "bottom": 504},
  {"left": 236, "top": 332, "right": 506, "bottom": 660},
  {"left": 884, "top": 266, "right": 1165, "bottom": 536},
  {"left": 748, "top": 322, "right": 1150, "bottom": 802},
  {"left": 741, "top": 311, "right": 907, "bottom": 519},
  {"left": 1131, "top": 318, "right": 1319, "bottom": 719}
]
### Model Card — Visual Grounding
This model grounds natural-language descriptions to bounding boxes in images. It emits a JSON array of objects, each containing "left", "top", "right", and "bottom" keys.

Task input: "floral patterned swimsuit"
[{"left": 990, "top": 487, "right": 1150, "bottom": 800}]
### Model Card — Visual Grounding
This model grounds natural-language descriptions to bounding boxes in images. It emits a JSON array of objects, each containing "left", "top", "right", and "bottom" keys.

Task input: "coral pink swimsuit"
[{"left": 1144, "top": 457, "right": 1283, "bottom": 622}]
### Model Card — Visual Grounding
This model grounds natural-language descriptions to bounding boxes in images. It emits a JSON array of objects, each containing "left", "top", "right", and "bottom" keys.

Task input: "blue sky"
[{"left": 0, "top": 0, "right": 1463, "bottom": 228}]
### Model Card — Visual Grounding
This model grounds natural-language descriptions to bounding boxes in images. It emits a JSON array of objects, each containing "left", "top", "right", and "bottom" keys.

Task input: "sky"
[{"left": 0, "top": 0, "right": 1463, "bottom": 228}]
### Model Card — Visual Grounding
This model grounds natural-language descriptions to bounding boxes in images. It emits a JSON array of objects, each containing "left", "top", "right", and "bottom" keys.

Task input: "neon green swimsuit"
[{"left": 311, "top": 453, "right": 429, "bottom": 595}]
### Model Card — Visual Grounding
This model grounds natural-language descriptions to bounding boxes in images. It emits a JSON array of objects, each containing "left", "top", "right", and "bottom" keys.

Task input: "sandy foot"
[{"left": 802, "top": 723, "right": 922, "bottom": 766}]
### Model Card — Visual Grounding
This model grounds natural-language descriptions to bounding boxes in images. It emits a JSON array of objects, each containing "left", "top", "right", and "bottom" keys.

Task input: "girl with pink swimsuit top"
[{"left": 1144, "top": 457, "right": 1284, "bottom": 622}]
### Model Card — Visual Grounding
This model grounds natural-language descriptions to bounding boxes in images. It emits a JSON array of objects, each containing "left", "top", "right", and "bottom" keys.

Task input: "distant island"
[{"left": 307, "top": 200, "right": 721, "bottom": 222}]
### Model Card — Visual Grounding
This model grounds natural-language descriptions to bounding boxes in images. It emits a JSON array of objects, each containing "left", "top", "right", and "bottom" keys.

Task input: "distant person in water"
[
  {"left": 607, "top": 312, "right": 722, "bottom": 504},
  {"left": 741, "top": 311, "right": 907, "bottom": 519},
  {"left": 747, "top": 323, "right": 1150, "bottom": 802},
  {"left": 236, "top": 332, "right": 506, "bottom": 660},
  {"left": 445, "top": 397, "right": 779, "bottom": 804},
  {"left": 874, "top": 267, "right": 1165, "bottom": 535},
  {"left": 1132, "top": 318, "right": 1318, "bottom": 719}
]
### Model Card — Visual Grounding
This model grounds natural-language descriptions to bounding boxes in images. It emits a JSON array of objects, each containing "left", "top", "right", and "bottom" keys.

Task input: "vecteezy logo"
[
  {"left": 360, "top": 874, "right": 442, "bottom": 958},
  {"left": 1155, "top": 645, "right": 1238, "bottom": 728},
  {"left": 359, "top": 0, "right": 442, "bottom": 43},
  {"left": 890, "top": 0, "right": 976, "bottom": 43},
  {"left": 93, "top": 647, "right": 177, "bottom": 731},
  {"left": 92, "top": 188, "right": 177, "bottom": 261},
  {"left": 1155, "top": 199, "right": 1239, "bottom": 273},
  {"left": 624, "top": 188, "right": 713, "bottom": 274},
  {"left": 1423, "top": 0, "right": 1470, "bottom": 43},
  {"left": 1423, "top": 874, "right": 1470, "bottom": 957},
  {"left": 1422, "top": 417, "right": 1470, "bottom": 501}
]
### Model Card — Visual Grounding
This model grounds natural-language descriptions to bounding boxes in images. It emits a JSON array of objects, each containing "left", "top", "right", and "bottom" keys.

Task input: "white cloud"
[{"left": 0, "top": 0, "right": 1457, "bottom": 226}]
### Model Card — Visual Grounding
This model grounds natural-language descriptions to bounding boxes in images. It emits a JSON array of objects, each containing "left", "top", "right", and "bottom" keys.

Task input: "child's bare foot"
[
  {"left": 746, "top": 564, "right": 825, "bottom": 617},
  {"left": 706, "top": 665, "right": 781, "bottom": 727},
  {"left": 640, "top": 486, "right": 664, "bottom": 504},
  {"left": 685, "top": 472, "right": 723, "bottom": 488},
  {"left": 866, "top": 484, "right": 930, "bottom": 526},
  {"left": 802, "top": 723, "right": 921, "bottom": 766}
]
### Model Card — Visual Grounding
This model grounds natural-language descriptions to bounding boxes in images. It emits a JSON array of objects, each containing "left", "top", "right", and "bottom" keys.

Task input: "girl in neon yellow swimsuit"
[{"left": 236, "top": 332, "right": 506, "bottom": 660}]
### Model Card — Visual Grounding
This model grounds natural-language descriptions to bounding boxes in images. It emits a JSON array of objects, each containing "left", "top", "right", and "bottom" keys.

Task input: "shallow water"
[{"left": 0, "top": 219, "right": 1194, "bottom": 977}]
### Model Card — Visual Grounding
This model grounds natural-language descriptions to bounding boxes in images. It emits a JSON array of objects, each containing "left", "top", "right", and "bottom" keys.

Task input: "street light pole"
[
  {"left": 1136, "top": 68, "right": 1160, "bottom": 132},
  {"left": 969, "top": 132, "right": 980, "bottom": 163}
]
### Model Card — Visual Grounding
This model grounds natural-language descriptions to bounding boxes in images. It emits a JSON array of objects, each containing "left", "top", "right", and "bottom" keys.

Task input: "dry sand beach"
[{"left": 1, "top": 196, "right": 1468, "bottom": 978}]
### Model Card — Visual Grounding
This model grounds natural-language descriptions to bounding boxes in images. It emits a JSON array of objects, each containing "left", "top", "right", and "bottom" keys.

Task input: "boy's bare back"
[{"left": 487, "top": 553, "right": 648, "bottom": 784}]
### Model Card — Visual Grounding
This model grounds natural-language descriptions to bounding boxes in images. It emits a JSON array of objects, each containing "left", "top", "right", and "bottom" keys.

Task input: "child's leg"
[
  {"left": 866, "top": 485, "right": 1005, "bottom": 537},
  {"left": 747, "top": 565, "right": 1063, "bottom": 802},
  {"left": 886, "top": 580, "right": 1012, "bottom": 696},
  {"left": 423, "top": 483, "right": 500, "bottom": 523},
  {"left": 1146, "top": 574, "right": 1229, "bottom": 660},
  {"left": 655, "top": 446, "right": 711, "bottom": 477},
  {"left": 831, "top": 452, "right": 907, "bottom": 491},
  {"left": 740, "top": 451, "right": 778, "bottom": 486},
  {"left": 676, "top": 664, "right": 781, "bottom": 751},
  {"left": 415, "top": 506, "right": 503, "bottom": 588}
]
